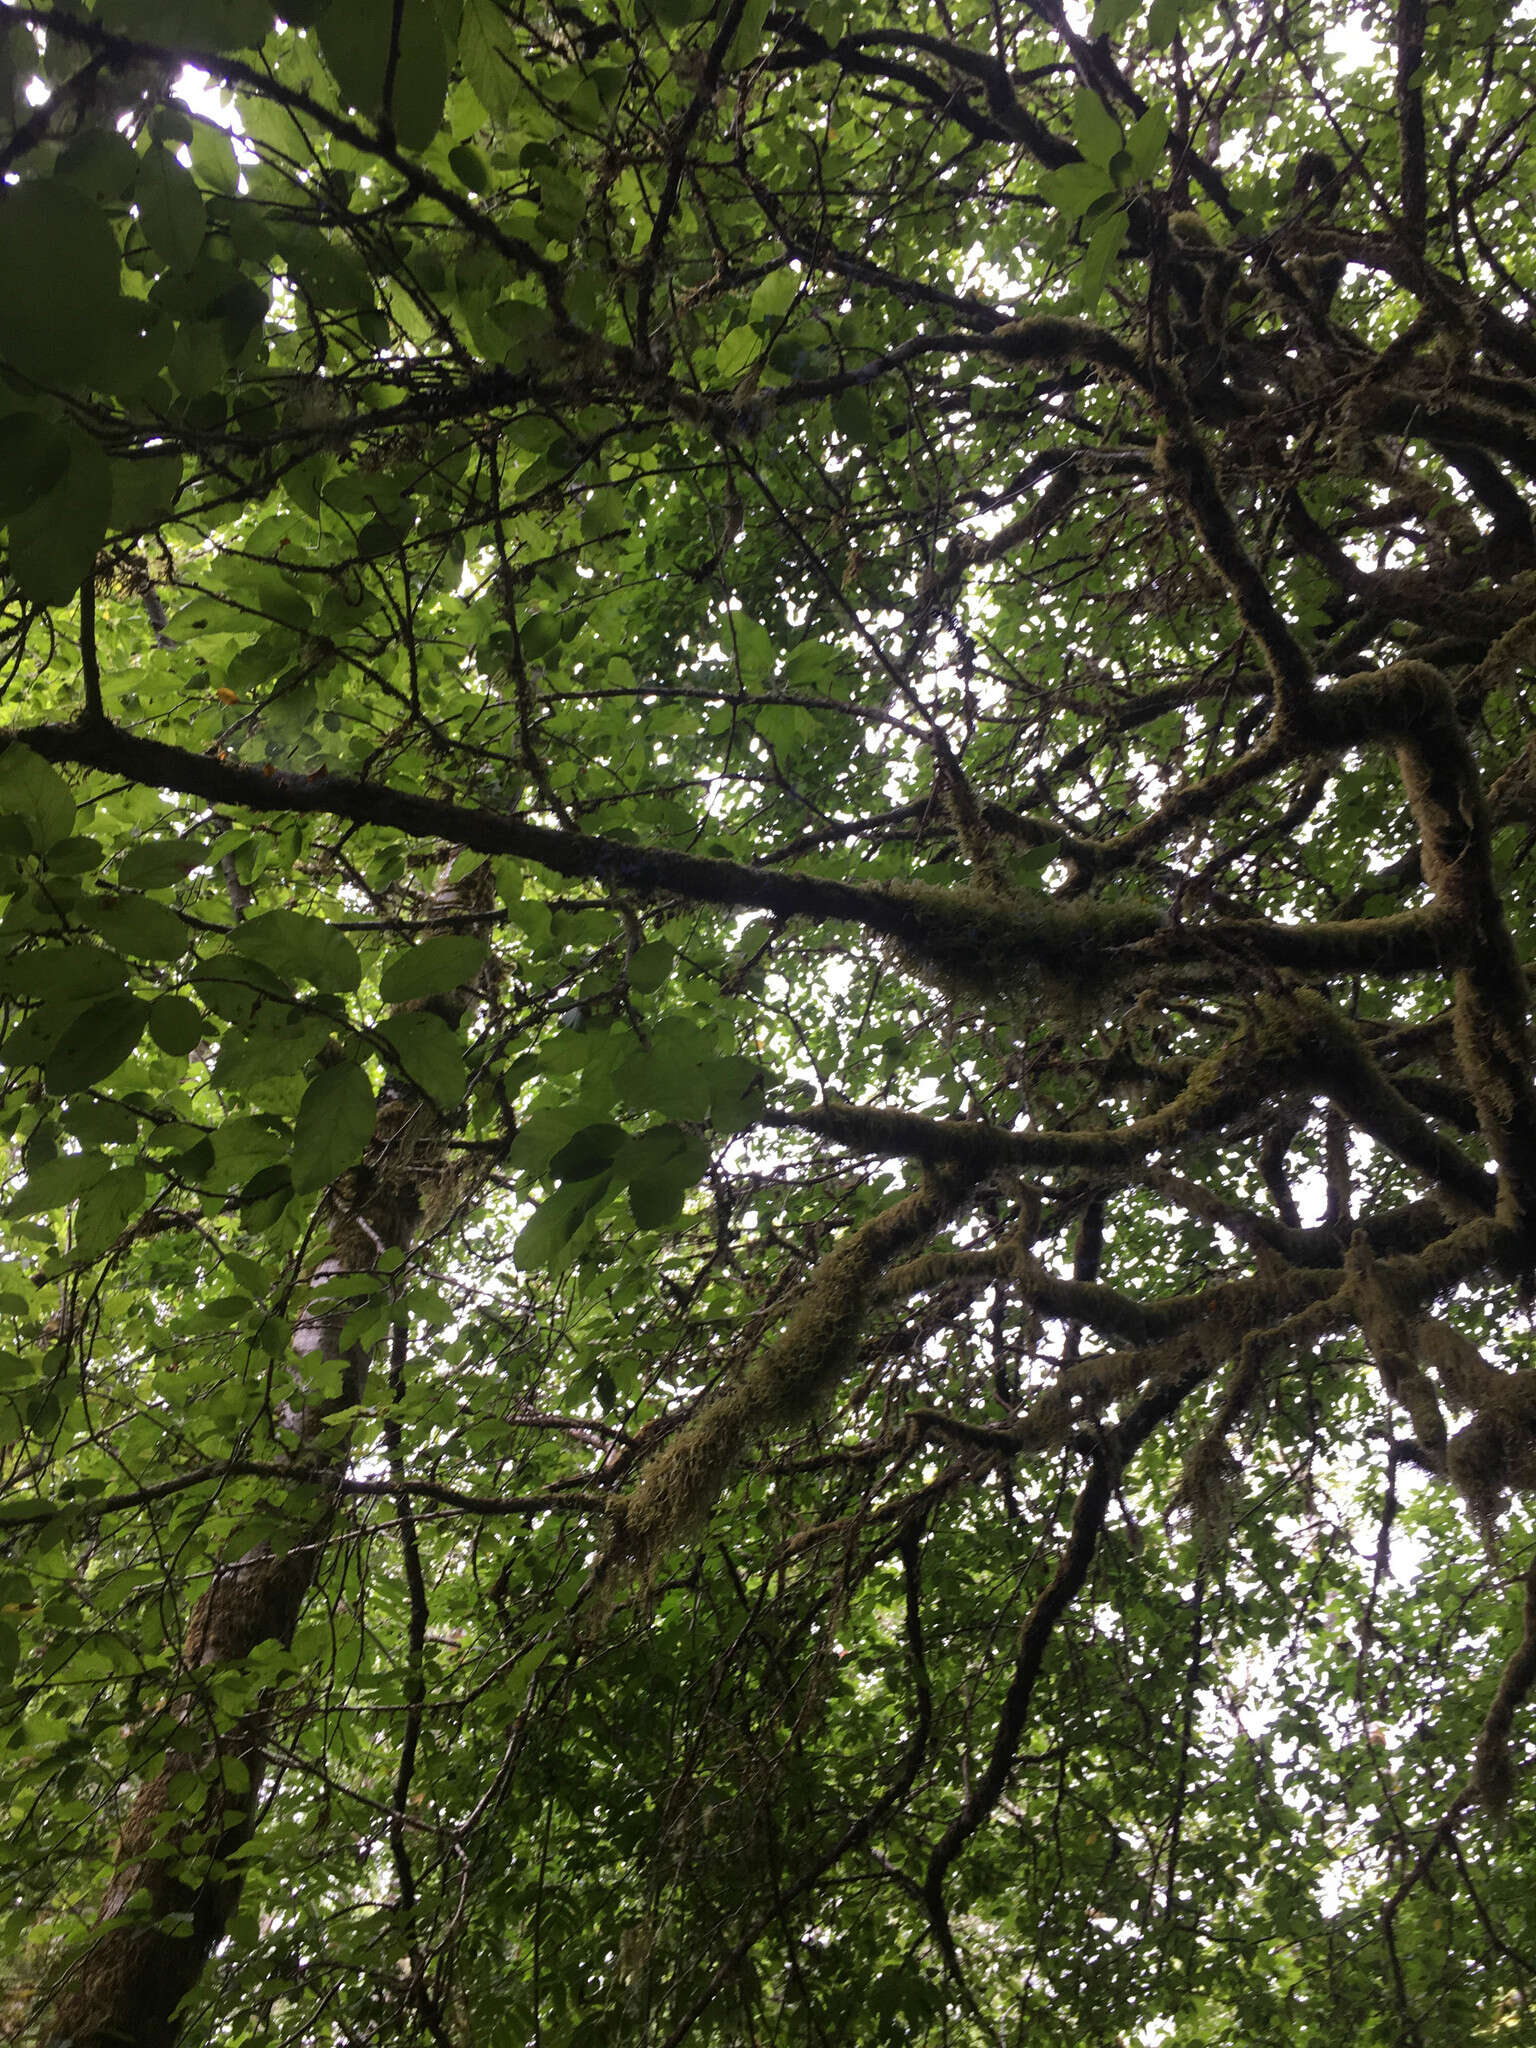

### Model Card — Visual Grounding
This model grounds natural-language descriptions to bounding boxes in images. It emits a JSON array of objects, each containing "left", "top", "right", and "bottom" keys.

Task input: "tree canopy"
[{"left": 2, "top": 0, "right": 1536, "bottom": 2041}]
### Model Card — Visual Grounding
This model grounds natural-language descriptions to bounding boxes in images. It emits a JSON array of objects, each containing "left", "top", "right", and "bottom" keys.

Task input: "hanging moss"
[
  {"left": 1182, "top": 1437, "right": 1244, "bottom": 1563},
  {"left": 1416, "top": 1314, "right": 1502, "bottom": 1410},
  {"left": 1346, "top": 1232, "right": 1449, "bottom": 1471},
  {"left": 1447, "top": 1376, "right": 1536, "bottom": 1533}
]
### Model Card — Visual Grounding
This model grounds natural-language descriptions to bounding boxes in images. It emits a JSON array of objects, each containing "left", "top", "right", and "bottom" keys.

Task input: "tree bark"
[{"left": 42, "top": 864, "right": 493, "bottom": 2048}]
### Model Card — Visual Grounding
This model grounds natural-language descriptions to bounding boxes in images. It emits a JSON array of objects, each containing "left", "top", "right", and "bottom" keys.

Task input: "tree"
[{"left": 0, "top": 0, "right": 1535, "bottom": 2039}]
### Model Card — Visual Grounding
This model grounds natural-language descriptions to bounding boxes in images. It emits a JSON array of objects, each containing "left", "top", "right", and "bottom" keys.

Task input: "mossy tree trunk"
[{"left": 43, "top": 868, "right": 492, "bottom": 2048}]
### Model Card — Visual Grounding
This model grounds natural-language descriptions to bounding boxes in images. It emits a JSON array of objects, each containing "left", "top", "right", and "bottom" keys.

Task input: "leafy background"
[{"left": 0, "top": 0, "right": 1534, "bottom": 2043}]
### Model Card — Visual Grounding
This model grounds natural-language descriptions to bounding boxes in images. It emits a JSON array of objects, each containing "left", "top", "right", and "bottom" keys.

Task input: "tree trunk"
[{"left": 42, "top": 865, "right": 492, "bottom": 2048}]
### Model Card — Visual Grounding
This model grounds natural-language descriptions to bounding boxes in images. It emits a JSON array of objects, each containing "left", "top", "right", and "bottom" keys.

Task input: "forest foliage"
[{"left": 1, "top": 0, "right": 1536, "bottom": 2042}]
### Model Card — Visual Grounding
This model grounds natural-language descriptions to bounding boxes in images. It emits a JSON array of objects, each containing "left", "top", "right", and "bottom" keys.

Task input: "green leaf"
[
  {"left": 83, "top": 897, "right": 190, "bottom": 963},
  {"left": 214, "top": 1009, "right": 333, "bottom": 1096},
  {"left": 506, "top": 1106, "right": 589, "bottom": 1176},
  {"left": 2, "top": 1003, "right": 80, "bottom": 1069},
  {"left": 504, "top": 1637, "right": 556, "bottom": 1707},
  {"left": 1071, "top": 89, "right": 1124, "bottom": 168},
  {"left": 318, "top": 0, "right": 449, "bottom": 151},
  {"left": 378, "top": 933, "right": 487, "bottom": 1003},
  {"left": 781, "top": 640, "right": 835, "bottom": 686},
  {"left": 291, "top": 1062, "right": 376, "bottom": 1193},
  {"left": 706, "top": 1054, "right": 769, "bottom": 1134},
  {"left": 45, "top": 836, "right": 105, "bottom": 878},
  {"left": 44, "top": 996, "right": 152, "bottom": 1092},
  {"left": 627, "top": 941, "right": 673, "bottom": 993},
  {"left": 550, "top": 1122, "right": 627, "bottom": 1182},
  {"left": 1042, "top": 160, "right": 1117, "bottom": 220},
  {"left": 831, "top": 387, "right": 873, "bottom": 441},
  {"left": 513, "top": 1177, "right": 609, "bottom": 1270},
  {"left": 459, "top": 0, "right": 515, "bottom": 119},
  {"left": 97, "top": 0, "right": 276, "bottom": 50},
  {"left": 230, "top": 911, "right": 362, "bottom": 993},
  {"left": 1015, "top": 839, "right": 1062, "bottom": 883},
  {"left": 1080, "top": 207, "right": 1130, "bottom": 313},
  {"left": 1147, "top": 0, "right": 1181, "bottom": 47},
  {"left": 148, "top": 994, "right": 206, "bottom": 1056},
  {"left": 73, "top": 1167, "right": 147, "bottom": 1256},
  {"left": 7, "top": 434, "right": 113, "bottom": 607},
  {"left": 716, "top": 326, "right": 764, "bottom": 379},
  {"left": 622, "top": 1124, "right": 709, "bottom": 1229},
  {"left": 135, "top": 147, "right": 207, "bottom": 270},
  {"left": 0, "top": 747, "right": 75, "bottom": 853},
  {"left": 728, "top": 609, "right": 775, "bottom": 683},
  {"left": 107, "top": 453, "right": 183, "bottom": 535},
  {"left": 0, "top": 181, "right": 123, "bottom": 387},
  {"left": 615, "top": 1027, "right": 710, "bottom": 1121},
  {"left": 63, "top": 1096, "right": 138, "bottom": 1145},
  {"left": 190, "top": 118, "right": 241, "bottom": 195},
  {"left": 726, "top": 0, "right": 770, "bottom": 67},
  {"left": 237, "top": 1163, "right": 294, "bottom": 1229},
  {"left": 378, "top": 1011, "right": 467, "bottom": 1108},
  {"left": 749, "top": 268, "right": 799, "bottom": 323},
  {"left": 0, "top": 416, "right": 71, "bottom": 518},
  {"left": 192, "top": 957, "right": 293, "bottom": 1022},
  {"left": 9, "top": 1151, "right": 113, "bottom": 1218},
  {"left": 519, "top": 611, "right": 562, "bottom": 660},
  {"left": 448, "top": 142, "right": 491, "bottom": 191},
  {"left": 580, "top": 489, "right": 626, "bottom": 541},
  {"left": 55, "top": 128, "right": 139, "bottom": 203},
  {"left": 212, "top": 1116, "right": 289, "bottom": 1188},
  {"left": 118, "top": 839, "right": 201, "bottom": 891},
  {"left": 0, "top": 943, "right": 128, "bottom": 1002},
  {"left": 1125, "top": 105, "right": 1172, "bottom": 179}
]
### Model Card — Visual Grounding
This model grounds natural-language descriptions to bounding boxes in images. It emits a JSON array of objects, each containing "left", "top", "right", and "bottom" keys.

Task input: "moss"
[
  {"left": 1447, "top": 1376, "right": 1536, "bottom": 1533},
  {"left": 1417, "top": 1314, "right": 1501, "bottom": 1409},
  {"left": 1168, "top": 210, "right": 1222, "bottom": 251},
  {"left": 1306, "top": 658, "right": 1452, "bottom": 749},
  {"left": 617, "top": 1249, "right": 886, "bottom": 1571},
  {"left": 1182, "top": 1437, "right": 1242, "bottom": 1563},
  {"left": 880, "top": 878, "right": 1160, "bottom": 1000},
  {"left": 1346, "top": 1233, "right": 1448, "bottom": 1469},
  {"left": 606, "top": 1168, "right": 971, "bottom": 1585},
  {"left": 1060, "top": 1344, "right": 1164, "bottom": 1412},
  {"left": 1472, "top": 592, "right": 1536, "bottom": 697},
  {"left": 880, "top": 1247, "right": 983, "bottom": 1298},
  {"left": 617, "top": 1396, "right": 753, "bottom": 1565},
  {"left": 985, "top": 315, "right": 1148, "bottom": 388},
  {"left": 1175, "top": 1298, "right": 1344, "bottom": 1561}
]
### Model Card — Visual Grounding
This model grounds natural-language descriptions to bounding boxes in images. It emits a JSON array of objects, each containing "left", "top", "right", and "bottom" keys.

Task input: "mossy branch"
[
  {"left": 602, "top": 1166, "right": 974, "bottom": 1585},
  {"left": 1346, "top": 1232, "right": 1449, "bottom": 1473},
  {"left": 1306, "top": 660, "right": 1536, "bottom": 1228},
  {"left": 1153, "top": 418, "right": 1315, "bottom": 723},
  {"left": 1471, "top": 1550, "right": 1536, "bottom": 1812}
]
